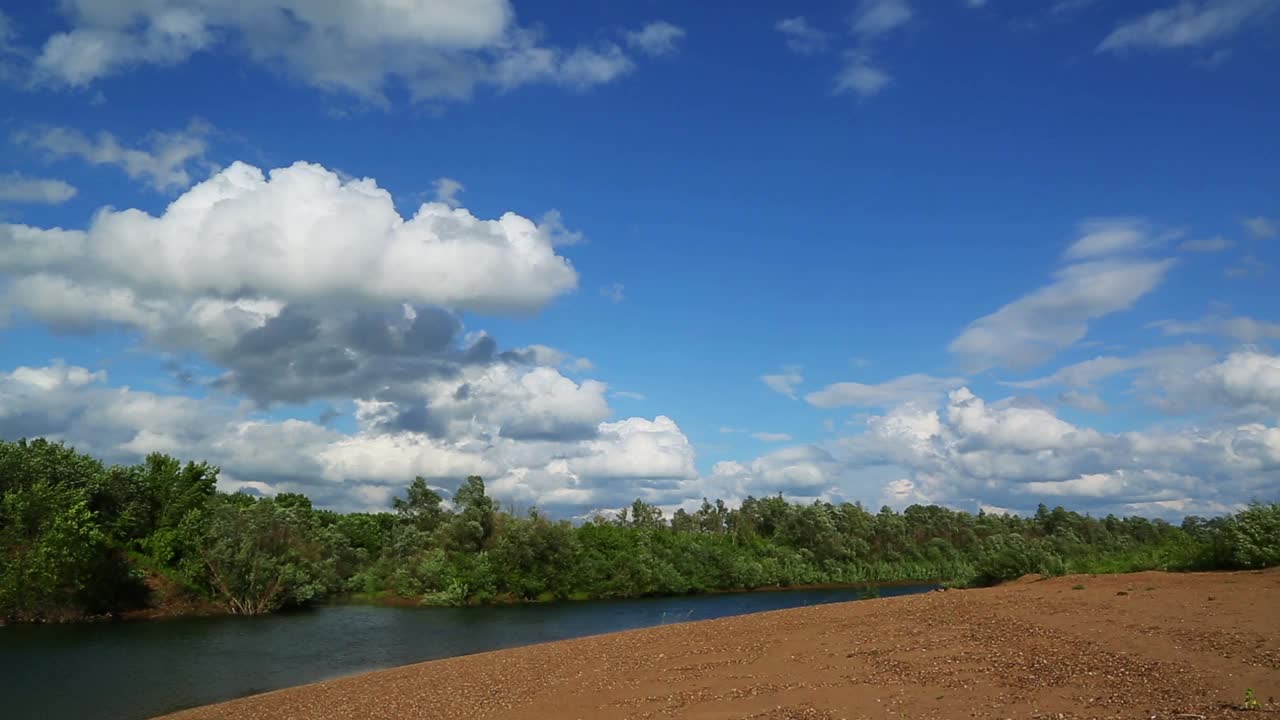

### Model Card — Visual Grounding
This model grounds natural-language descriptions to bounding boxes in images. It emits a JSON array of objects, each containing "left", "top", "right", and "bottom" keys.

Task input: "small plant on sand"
[
  {"left": 1071, "top": 584, "right": 1085, "bottom": 590},
  {"left": 1242, "top": 688, "right": 1261, "bottom": 711}
]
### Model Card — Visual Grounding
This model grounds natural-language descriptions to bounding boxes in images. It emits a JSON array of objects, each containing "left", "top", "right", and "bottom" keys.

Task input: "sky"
[{"left": 0, "top": 0, "right": 1277, "bottom": 520}]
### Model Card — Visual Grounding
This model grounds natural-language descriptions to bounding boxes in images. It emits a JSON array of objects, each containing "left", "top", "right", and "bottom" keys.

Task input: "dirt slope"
[{"left": 159, "top": 570, "right": 1280, "bottom": 720}]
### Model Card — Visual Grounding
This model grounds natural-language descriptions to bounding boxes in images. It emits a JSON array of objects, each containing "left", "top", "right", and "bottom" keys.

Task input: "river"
[{"left": 0, "top": 584, "right": 935, "bottom": 720}]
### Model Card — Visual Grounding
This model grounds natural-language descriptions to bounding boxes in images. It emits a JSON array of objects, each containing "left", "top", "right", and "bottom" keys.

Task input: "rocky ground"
[{"left": 159, "top": 569, "right": 1280, "bottom": 720}]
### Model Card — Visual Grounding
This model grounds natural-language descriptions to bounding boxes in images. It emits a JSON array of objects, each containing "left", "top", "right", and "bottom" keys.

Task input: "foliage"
[{"left": 2, "top": 437, "right": 1278, "bottom": 621}]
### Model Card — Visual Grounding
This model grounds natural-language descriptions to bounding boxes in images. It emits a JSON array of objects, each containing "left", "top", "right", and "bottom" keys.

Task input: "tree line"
[{"left": 2, "top": 437, "right": 1277, "bottom": 622}]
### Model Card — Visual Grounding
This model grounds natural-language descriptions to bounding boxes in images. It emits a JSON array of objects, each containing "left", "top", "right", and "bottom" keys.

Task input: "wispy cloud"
[
  {"left": 752, "top": 432, "right": 793, "bottom": 443},
  {"left": 624, "top": 22, "right": 686, "bottom": 57},
  {"left": 834, "top": 52, "right": 892, "bottom": 98},
  {"left": 600, "top": 283, "right": 625, "bottom": 303},
  {"left": 776, "top": 17, "right": 830, "bottom": 54},
  {"left": 761, "top": 366, "right": 804, "bottom": 398},
  {"left": 1178, "top": 236, "right": 1233, "bottom": 252},
  {"left": 0, "top": 173, "right": 77, "bottom": 204},
  {"left": 1099, "top": 0, "right": 1278, "bottom": 54},
  {"left": 852, "top": 0, "right": 914, "bottom": 39},
  {"left": 16, "top": 119, "right": 212, "bottom": 192},
  {"left": 1244, "top": 216, "right": 1277, "bottom": 239}
]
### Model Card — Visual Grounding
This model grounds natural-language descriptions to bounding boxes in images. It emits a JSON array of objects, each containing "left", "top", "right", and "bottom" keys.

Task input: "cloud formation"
[
  {"left": 16, "top": 120, "right": 212, "bottom": 192},
  {"left": 29, "top": 0, "right": 673, "bottom": 104},
  {"left": 0, "top": 173, "right": 77, "bottom": 204},
  {"left": 624, "top": 22, "right": 686, "bottom": 57},
  {"left": 0, "top": 361, "right": 699, "bottom": 514},
  {"left": 761, "top": 367, "right": 805, "bottom": 399},
  {"left": 1099, "top": 0, "right": 1278, "bottom": 53},
  {"left": 776, "top": 17, "right": 830, "bottom": 55},
  {"left": 805, "top": 373, "right": 965, "bottom": 409},
  {"left": 851, "top": 0, "right": 914, "bottom": 38},
  {"left": 951, "top": 221, "right": 1174, "bottom": 371},
  {"left": 1, "top": 160, "right": 578, "bottom": 313}
]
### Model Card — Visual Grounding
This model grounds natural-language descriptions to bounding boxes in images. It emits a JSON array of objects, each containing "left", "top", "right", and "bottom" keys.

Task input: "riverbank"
[{"left": 159, "top": 569, "right": 1279, "bottom": 720}]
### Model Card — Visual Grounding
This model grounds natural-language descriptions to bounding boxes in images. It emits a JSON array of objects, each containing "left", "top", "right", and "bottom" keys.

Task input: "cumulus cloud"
[
  {"left": 0, "top": 361, "right": 700, "bottom": 514},
  {"left": 776, "top": 17, "right": 830, "bottom": 55},
  {"left": 30, "top": 0, "right": 668, "bottom": 104},
  {"left": 0, "top": 173, "right": 77, "bottom": 204},
  {"left": 761, "top": 366, "right": 805, "bottom": 399},
  {"left": 432, "top": 177, "right": 464, "bottom": 207},
  {"left": 0, "top": 159, "right": 587, "bottom": 411},
  {"left": 1009, "top": 346, "right": 1280, "bottom": 419},
  {"left": 708, "top": 445, "right": 852, "bottom": 503},
  {"left": 0, "top": 160, "right": 577, "bottom": 314},
  {"left": 1099, "top": 0, "right": 1278, "bottom": 54},
  {"left": 16, "top": 120, "right": 212, "bottom": 192},
  {"left": 828, "top": 386, "right": 1279, "bottom": 515},
  {"left": 623, "top": 21, "right": 686, "bottom": 57},
  {"left": 805, "top": 373, "right": 965, "bottom": 408}
]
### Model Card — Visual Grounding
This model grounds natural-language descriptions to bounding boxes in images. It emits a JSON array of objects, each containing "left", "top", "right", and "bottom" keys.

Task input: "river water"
[{"left": 0, "top": 584, "right": 934, "bottom": 720}]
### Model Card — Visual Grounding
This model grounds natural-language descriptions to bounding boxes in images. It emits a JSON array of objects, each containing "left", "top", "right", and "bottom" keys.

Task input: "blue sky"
[{"left": 0, "top": 0, "right": 1277, "bottom": 518}]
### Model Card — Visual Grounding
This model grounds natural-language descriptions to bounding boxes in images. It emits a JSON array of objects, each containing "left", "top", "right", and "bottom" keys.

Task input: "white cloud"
[
  {"left": 752, "top": 432, "right": 793, "bottom": 443},
  {"left": 1099, "top": 0, "right": 1278, "bottom": 53},
  {"left": 708, "top": 445, "right": 849, "bottom": 502},
  {"left": 1011, "top": 346, "right": 1280, "bottom": 419},
  {"left": 761, "top": 366, "right": 804, "bottom": 399},
  {"left": 0, "top": 360, "right": 700, "bottom": 514},
  {"left": 623, "top": 21, "right": 686, "bottom": 57},
  {"left": 1058, "top": 390, "right": 1109, "bottom": 413},
  {"left": 837, "top": 386, "right": 1277, "bottom": 515},
  {"left": 805, "top": 373, "right": 965, "bottom": 408},
  {"left": 834, "top": 52, "right": 891, "bottom": 98},
  {"left": 776, "top": 17, "right": 830, "bottom": 54},
  {"left": 1225, "top": 254, "right": 1269, "bottom": 278},
  {"left": 432, "top": 177, "right": 463, "bottom": 207},
  {"left": 0, "top": 160, "right": 577, "bottom": 314},
  {"left": 367, "top": 363, "right": 612, "bottom": 442},
  {"left": 852, "top": 0, "right": 914, "bottom": 38},
  {"left": 553, "top": 44, "right": 635, "bottom": 89},
  {"left": 17, "top": 120, "right": 211, "bottom": 192},
  {"left": 951, "top": 257, "right": 1174, "bottom": 371},
  {"left": 600, "top": 283, "right": 625, "bottom": 303},
  {"left": 31, "top": 1, "right": 661, "bottom": 103},
  {"left": 1006, "top": 344, "right": 1218, "bottom": 389},
  {"left": 1244, "top": 216, "right": 1277, "bottom": 238},
  {"left": 1150, "top": 314, "right": 1280, "bottom": 343},
  {"left": 1189, "top": 350, "right": 1280, "bottom": 414},
  {"left": 0, "top": 173, "right": 78, "bottom": 204},
  {"left": 1179, "top": 236, "right": 1233, "bottom": 252},
  {"left": 1063, "top": 218, "right": 1152, "bottom": 259}
]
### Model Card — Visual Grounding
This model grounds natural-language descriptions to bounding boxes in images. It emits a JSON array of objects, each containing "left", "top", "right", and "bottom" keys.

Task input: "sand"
[{"left": 157, "top": 570, "right": 1279, "bottom": 719}]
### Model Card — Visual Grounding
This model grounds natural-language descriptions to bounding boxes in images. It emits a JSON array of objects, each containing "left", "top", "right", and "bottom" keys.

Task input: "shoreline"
[
  {"left": 157, "top": 569, "right": 1280, "bottom": 720},
  {"left": 3, "top": 579, "right": 939, "bottom": 626},
  {"left": 337, "top": 578, "right": 940, "bottom": 609}
]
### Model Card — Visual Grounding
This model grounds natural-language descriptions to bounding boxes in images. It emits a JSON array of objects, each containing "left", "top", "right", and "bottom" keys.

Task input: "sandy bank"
[{"left": 157, "top": 570, "right": 1279, "bottom": 720}]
